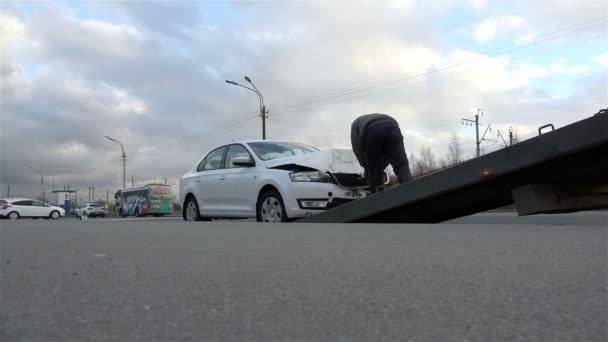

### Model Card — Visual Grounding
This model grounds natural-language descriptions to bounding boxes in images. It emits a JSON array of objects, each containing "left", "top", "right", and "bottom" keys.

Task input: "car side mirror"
[{"left": 232, "top": 156, "right": 255, "bottom": 167}]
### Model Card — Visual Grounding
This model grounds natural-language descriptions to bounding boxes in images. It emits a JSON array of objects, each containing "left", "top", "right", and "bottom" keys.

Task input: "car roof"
[
  {"left": 1, "top": 198, "right": 35, "bottom": 202},
  {"left": 237, "top": 139, "right": 314, "bottom": 145}
]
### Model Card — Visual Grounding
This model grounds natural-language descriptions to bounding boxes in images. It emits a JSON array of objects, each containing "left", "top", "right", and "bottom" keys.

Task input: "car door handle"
[
  {"left": 195, "top": 178, "right": 200, "bottom": 183},
  {"left": 219, "top": 175, "right": 225, "bottom": 181}
]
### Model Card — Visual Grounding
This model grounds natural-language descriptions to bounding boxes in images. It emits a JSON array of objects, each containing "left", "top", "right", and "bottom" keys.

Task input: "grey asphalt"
[{"left": 1, "top": 213, "right": 606, "bottom": 341}]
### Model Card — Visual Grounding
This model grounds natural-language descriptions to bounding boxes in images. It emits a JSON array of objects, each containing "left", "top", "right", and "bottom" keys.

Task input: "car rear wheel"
[
  {"left": 8, "top": 211, "right": 19, "bottom": 220},
  {"left": 257, "top": 190, "right": 288, "bottom": 223},
  {"left": 50, "top": 211, "right": 60, "bottom": 220}
]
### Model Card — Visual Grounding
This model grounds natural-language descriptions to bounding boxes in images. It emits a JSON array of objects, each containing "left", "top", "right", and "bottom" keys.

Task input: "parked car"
[
  {"left": 75, "top": 202, "right": 108, "bottom": 218},
  {"left": 179, "top": 140, "right": 383, "bottom": 222},
  {"left": 0, "top": 198, "right": 65, "bottom": 220}
]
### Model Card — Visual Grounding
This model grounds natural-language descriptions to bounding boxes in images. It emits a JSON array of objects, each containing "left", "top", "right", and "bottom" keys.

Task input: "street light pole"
[
  {"left": 104, "top": 136, "right": 127, "bottom": 188},
  {"left": 225, "top": 76, "right": 267, "bottom": 140},
  {"left": 28, "top": 167, "right": 45, "bottom": 202}
]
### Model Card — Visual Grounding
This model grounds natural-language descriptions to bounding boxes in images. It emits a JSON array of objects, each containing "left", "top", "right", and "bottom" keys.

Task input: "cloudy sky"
[{"left": 1, "top": 0, "right": 607, "bottom": 201}]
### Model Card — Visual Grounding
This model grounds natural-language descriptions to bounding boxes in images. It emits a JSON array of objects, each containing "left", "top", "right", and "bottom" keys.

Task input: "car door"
[
  {"left": 222, "top": 144, "right": 261, "bottom": 216},
  {"left": 11, "top": 200, "right": 34, "bottom": 217},
  {"left": 31, "top": 201, "right": 51, "bottom": 217},
  {"left": 196, "top": 146, "right": 229, "bottom": 216}
]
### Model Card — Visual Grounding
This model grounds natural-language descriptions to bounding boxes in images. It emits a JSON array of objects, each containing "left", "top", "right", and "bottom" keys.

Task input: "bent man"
[{"left": 351, "top": 113, "right": 413, "bottom": 193}]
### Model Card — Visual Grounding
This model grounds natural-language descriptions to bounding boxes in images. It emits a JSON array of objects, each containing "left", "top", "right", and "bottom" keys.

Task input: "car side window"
[
  {"left": 196, "top": 157, "right": 207, "bottom": 172},
  {"left": 203, "top": 146, "right": 227, "bottom": 171},
  {"left": 13, "top": 200, "right": 32, "bottom": 206},
  {"left": 32, "top": 201, "right": 45, "bottom": 207},
  {"left": 225, "top": 144, "right": 254, "bottom": 168}
]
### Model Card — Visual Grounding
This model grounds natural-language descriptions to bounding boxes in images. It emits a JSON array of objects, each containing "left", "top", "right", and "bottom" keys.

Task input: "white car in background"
[
  {"left": 0, "top": 198, "right": 65, "bottom": 220},
  {"left": 74, "top": 202, "right": 108, "bottom": 218},
  {"left": 180, "top": 140, "right": 379, "bottom": 222}
]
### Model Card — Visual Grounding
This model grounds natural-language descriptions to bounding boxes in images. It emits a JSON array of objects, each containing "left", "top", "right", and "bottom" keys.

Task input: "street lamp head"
[
  {"left": 225, "top": 80, "right": 237, "bottom": 85},
  {"left": 244, "top": 76, "right": 252, "bottom": 83}
]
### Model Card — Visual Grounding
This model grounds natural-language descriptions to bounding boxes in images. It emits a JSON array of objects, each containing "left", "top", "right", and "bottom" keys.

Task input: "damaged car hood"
[{"left": 265, "top": 148, "right": 365, "bottom": 174}]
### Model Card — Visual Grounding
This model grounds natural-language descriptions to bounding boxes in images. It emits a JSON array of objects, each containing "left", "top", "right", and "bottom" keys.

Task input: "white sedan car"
[
  {"left": 180, "top": 140, "right": 375, "bottom": 222},
  {"left": 0, "top": 198, "right": 65, "bottom": 220}
]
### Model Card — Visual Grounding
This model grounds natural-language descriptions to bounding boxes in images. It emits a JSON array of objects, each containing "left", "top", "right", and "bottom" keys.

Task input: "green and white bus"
[{"left": 115, "top": 184, "right": 174, "bottom": 217}]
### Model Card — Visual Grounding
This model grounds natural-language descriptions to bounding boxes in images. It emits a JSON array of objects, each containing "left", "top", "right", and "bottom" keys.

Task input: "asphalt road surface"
[{"left": 1, "top": 212, "right": 606, "bottom": 341}]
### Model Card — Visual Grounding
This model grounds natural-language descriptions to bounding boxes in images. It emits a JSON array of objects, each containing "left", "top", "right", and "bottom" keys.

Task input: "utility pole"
[
  {"left": 105, "top": 136, "right": 127, "bottom": 188},
  {"left": 28, "top": 167, "right": 45, "bottom": 202},
  {"left": 462, "top": 109, "right": 495, "bottom": 158},
  {"left": 225, "top": 76, "right": 268, "bottom": 140},
  {"left": 106, "top": 190, "right": 109, "bottom": 206},
  {"left": 509, "top": 127, "right": 514, "bottom": 146},
  {"left": 88, "top": 186, "right": 91, "bottom": 201},
  {"left": 7, "top": 184, "right": 10, "bottom": 198},
  {"left": 462, "top": 109, "right": 482, "bottom": 158},
  {"left": 131, "top": 176, "right": 134, "bottom": 187},
  {"left": 92, "top": 186, "right": 95, "bottom": 201},
  {"left": 164, "top": 177, "right": 167, "bottom": 185}
]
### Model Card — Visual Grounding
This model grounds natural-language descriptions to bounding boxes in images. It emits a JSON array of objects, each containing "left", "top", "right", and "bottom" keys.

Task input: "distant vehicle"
[
  {"left": 0, "top": 198, "right": 65, "bottom": 220},
  {"left": 115, "top": 184, "right": 175, "bottom": 217},
  {"left": 179, "top": 140, "right": 378, "bottom": 222},
  {"left": 74, "top": 202, "right": 108, "bottom": 218}
]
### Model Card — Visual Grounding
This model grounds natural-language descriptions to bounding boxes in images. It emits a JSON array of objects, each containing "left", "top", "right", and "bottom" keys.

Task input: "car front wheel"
[
  {"left": 184, "top": 197, "right": 204, "bottom": 221},
  {"left": 50, "top": 211, "right": 60, "bottom": 220},
  {"left": 257, "top": 190, "right": 288, "bottom": 223}
]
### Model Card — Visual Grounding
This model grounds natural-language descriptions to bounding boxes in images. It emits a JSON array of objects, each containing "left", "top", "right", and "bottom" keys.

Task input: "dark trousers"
[{"left": 364, "top": 121, "right": 413, "bottom": 193}]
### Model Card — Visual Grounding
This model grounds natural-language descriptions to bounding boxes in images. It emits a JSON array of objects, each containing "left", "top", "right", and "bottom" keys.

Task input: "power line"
[
  {"left": 135, "top": 17, "right": 607, "bottom": 157},
  {"left": 270, "top": 32, "right": 607, "bottom": 118},
  {"left": 268, "top": 17, "right": 608, "bottom": 114},
  {"left": 152, "top": 115, "right": 260, "bottom": 154}
]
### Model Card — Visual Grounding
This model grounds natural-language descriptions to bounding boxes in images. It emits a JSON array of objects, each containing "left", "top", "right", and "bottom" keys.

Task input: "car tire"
[
  {"left": 257, "top": 190, "right": 288, "bottom": 223},
  {"left": 184, "top": 197, "right": 208, "bottom": 221},
  {"left": 50, "top": 211, "right": 60, "bottom": 220},
  {"left": 8, "top": 211, "right": 19, "bottom": 220}
]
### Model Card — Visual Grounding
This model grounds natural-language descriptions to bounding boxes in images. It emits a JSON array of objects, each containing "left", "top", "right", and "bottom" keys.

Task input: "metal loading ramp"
[{"left": 299, "top": 111, "right": 608, "bottom": 223}]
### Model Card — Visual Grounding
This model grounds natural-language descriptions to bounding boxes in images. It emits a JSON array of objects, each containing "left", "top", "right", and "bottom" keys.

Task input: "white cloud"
[
  {"left": 472, "top": 15, "right": 526, "bottom": 42},
  {"left": 551, "top": 59, "right": 589, "bottom": 76},
  {"left": 593, "top": 53, "right": 608, "bottom": 68},
  {"left": 390, "top": 0, "right": 416, "bottom": 10},
  {"left": 0, "top": 13, "right": 25, "bottom": 49},
  {"left": 468, "top": 0, "right": 487, "bottom": 10}
]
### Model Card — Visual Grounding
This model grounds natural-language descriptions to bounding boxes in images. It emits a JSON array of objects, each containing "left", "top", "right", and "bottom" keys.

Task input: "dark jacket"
[{"left": 350, "top": 113, "right": 399, "bottom": 168}]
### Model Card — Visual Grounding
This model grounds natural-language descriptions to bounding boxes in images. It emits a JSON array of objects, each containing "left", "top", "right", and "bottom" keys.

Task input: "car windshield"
[
  {"left": 248, "top": 142, "right": 318, "bottom": 161},
  {"left": 0, "top": 200, "right": 6, "bottom": 205}
]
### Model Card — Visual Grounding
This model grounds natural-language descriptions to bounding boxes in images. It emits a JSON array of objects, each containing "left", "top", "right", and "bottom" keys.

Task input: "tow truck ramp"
[{"left": 299, "top": 110, "right": 608, "bottom": 223}]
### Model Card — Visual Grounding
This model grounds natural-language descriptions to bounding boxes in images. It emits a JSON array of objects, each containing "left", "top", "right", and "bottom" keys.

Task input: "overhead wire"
[
  {"left": 140, "top": 16, "right": 607, "bottom": 156},
  {"left": 268, "top": 16, "right": 608, "bottom": 114}
]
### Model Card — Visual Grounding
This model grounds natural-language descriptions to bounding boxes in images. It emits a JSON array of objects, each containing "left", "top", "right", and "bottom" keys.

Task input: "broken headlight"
[{"left": 290, "top": 171, "right": 330, "bottom": 182}]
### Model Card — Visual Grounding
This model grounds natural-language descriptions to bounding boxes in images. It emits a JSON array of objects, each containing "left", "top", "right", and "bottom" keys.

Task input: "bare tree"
[
  {"left": 446, "top": 134, "right": 464, "bottom": 165},
  {"left": 413, "top": 145, "right": 437, "bottom": 175}
]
